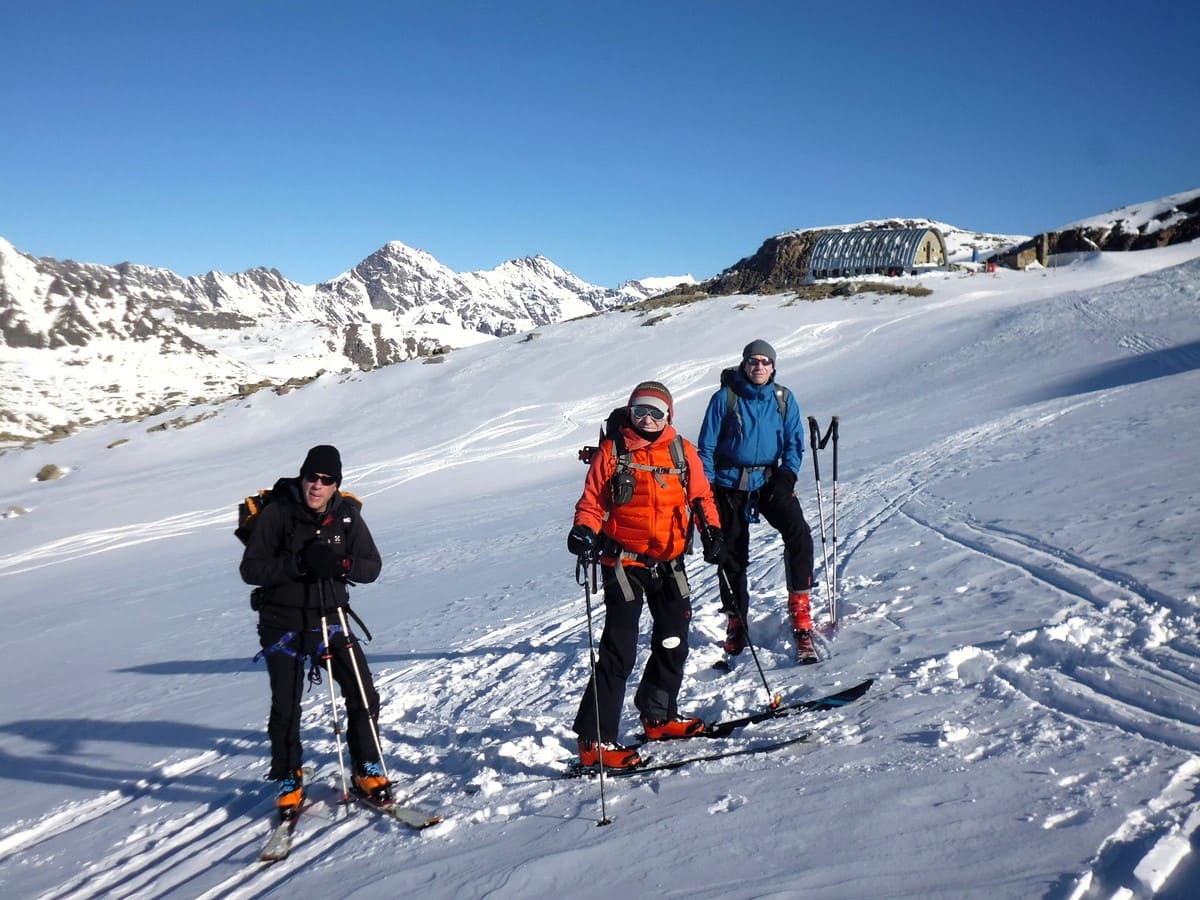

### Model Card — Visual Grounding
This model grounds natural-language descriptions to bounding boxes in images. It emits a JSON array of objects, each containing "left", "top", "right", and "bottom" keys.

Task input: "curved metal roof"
[{"left": 808, "top": 228, "right": 945, "bottom": 276}]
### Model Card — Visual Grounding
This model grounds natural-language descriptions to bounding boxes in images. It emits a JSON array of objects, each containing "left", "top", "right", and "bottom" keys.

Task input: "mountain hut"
[{"left": 808, "top": 227, "right": 947, "bottom": 279}]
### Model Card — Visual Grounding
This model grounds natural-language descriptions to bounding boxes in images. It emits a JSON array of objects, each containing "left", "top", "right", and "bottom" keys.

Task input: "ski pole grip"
[
  {"left": 807, "top": 416, "right": 822, "bottom": 479},
  {"left": 691, "top": 498, "right": 716, "bottom": 556},
  {"left": 831, "top": 416, "right": 839, "bottom": 480}
]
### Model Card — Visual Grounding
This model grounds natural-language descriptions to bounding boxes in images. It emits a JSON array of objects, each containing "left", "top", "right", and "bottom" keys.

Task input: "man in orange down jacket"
[{"left": 567, "top": 381, "right": 732, "bottom": 770}]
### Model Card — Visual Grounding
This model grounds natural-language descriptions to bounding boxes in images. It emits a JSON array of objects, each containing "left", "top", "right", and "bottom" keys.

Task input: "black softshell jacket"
[{"left": 239, "top": 477, "right": 382, "bottom": 618}]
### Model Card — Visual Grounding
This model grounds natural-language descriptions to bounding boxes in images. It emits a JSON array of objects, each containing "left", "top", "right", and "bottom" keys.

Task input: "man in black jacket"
[{"left": 240, "top": 445, "right": 386, "bottom": 814}]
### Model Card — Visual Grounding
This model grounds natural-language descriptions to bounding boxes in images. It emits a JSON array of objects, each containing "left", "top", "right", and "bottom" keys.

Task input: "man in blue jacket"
[{"left": 697, "top": 340, "right": 818, "bottom": 663}]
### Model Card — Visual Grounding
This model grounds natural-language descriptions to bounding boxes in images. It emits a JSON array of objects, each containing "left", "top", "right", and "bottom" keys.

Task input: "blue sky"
[{"left": 2, "top": 1, "right": 1197, "bottom": 287}]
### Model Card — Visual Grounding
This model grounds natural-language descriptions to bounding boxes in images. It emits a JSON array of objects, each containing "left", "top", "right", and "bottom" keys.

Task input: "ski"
[
  {"left": 259, "top": 805, "right": 302, "bottom": 862},
  {"left": 566, "top": 731, "right": 813, "bottom": 778},
  {"left": 349, "top": 789, "right": 443, "bottom": 829},
  {"left": 702, "top": 677, "right": 873, "bottom": 738},
  {"left": 259, "top": 767, "right": 315, "bottom": 862}
]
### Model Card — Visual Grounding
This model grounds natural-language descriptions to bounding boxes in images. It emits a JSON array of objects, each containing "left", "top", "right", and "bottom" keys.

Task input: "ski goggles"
[
  {"left": 303, "top": 473, "right": 338, "bottom": 486},
  {"left": 630, "top": 404, "right": 666, "bottom": 421}
]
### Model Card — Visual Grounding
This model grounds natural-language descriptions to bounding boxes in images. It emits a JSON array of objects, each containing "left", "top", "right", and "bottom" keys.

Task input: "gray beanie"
[{"left": 742, "top": 339, "right": 776, "bottom": 364}]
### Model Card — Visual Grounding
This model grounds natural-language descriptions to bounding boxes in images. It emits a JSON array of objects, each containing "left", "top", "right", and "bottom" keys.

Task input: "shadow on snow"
[{"left": 1024, "top": 339, "right": 1200, "bottom": 403}]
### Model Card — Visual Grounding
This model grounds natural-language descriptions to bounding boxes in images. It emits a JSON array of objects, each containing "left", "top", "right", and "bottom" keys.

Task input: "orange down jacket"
[{"left": 574, "top": 423, "right": 721, "bottom": 566}]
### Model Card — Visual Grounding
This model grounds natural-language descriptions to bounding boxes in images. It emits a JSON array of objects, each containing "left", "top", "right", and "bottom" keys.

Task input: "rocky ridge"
[{"left": 0, "top": 238, "right": 674, "bottom": 442}]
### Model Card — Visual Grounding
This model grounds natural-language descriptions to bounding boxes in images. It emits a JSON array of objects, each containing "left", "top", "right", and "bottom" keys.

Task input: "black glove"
[
  {"left": 769, "top": 467, "right": 797, "bottom": 501},
  {"left": 301, "top": 540, "right": 348, "bottom": 579},
  {"left": 567, "top": 524, "right": 597, "bottom": 558},
  {"left": 701, "top": 525, "right": 734, "bottom": 569}
]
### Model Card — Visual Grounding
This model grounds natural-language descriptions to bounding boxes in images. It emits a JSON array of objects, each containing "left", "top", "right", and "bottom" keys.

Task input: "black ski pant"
[
  {"left": 573, "top": 559, "right": 692, "bottom": 744},
  {"left": 259, "top": 621, "right": 381, "bottom": 780},
  {"left": 713, "top": 484, "right": 814, "bottom": 621}
]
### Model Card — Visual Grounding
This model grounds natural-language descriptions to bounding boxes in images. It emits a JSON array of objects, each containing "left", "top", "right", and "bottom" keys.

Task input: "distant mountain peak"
[{"left": 0, "top": 236, "right": 657, "bottom": 442}]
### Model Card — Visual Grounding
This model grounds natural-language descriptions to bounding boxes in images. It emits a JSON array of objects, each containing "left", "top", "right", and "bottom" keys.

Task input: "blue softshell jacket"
[{"left": 696, "top": 368, "right": 804, "bottom": 492}]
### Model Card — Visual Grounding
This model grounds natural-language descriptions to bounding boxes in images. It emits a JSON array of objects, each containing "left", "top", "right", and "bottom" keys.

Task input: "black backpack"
[
  {"left": 235, "top": 479, "right": 363, "bottom": 546},
  {"left": 235, "top": 481, "right": 371, "bottom": 635},
  {"left": 234, "top": 487, "right": 276, "bottom": 546}
]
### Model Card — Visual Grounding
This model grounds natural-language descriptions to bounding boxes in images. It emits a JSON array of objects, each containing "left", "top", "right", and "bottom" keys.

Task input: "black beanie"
[{"left": 300, "top": 445, "right": 342, "bottom": 483}]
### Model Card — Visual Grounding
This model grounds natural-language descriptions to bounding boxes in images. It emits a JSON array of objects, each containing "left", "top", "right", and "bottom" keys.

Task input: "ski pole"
[
  {"left": 316, "top": 581, "right": 350, "bottom": 801},
  {"left": 576, "top": 552, "right": 611, "bottom": 826},
  {"left": 692, "top": 500, "right": 781, "bottom": 711},
  {"left": 829, "top": 417, "right": 840, "bottom": 627},
  {"left": 807, "top": 416, "right": 835, "bottom": 626},
  {"left": 334, "top": 600, "right": 391, "bottom": 787}
]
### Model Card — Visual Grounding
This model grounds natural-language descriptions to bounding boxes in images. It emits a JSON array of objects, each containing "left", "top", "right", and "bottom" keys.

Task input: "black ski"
[
  {"left": 566, "top": 731, "right": 813, "bottom": 778},
  {"left": 702, "top": 677, "right": 873, "bottom": 738}
]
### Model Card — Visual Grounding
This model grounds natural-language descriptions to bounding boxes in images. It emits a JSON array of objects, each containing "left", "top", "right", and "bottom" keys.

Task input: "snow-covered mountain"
[
  {"left": 0, "top": 238, "right": 679, "bottom": 443},
  {"left": 0, "top": 229, "right": 1197, "bottom": 898},
  {"left": 3, "top": 190, "right": 1194, "bottom": 446},
  {"left": 320, "top": 243, "right": 648, "bottom": 336},
  {"left": 996, "top": 187, "right": 1200, "bottom": 267}
]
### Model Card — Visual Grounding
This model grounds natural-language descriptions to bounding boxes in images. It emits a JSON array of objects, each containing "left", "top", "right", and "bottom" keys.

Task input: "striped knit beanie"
[{"left": 627, "top": 381, "right": 674, "bottom": 423}]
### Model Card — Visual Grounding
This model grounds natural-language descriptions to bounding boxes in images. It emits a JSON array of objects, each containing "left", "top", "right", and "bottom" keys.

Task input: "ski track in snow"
[
  {"left": 4, "top": 266, "right": 1200, "bottom": 896},
  {"left": 714, "top": 363, "right": 1200, "bottom": 899},
  {"left": 0, "top": 589, "right": 858, "bottom": 900},
  {"left": 0, "top": 405, "right": 582, "bottom": 579},
  {"left": 899, "top": 500, "right": 1200, "bottom": 745},
  {"left": 818, "top": 391, "right": 1200, "bottom": 898},
  {"left": 0, "top": 509, "right": 229, "bottom": 577},
  {"left": 4, "top": 487, "right": 1197, "bottom": 897}
]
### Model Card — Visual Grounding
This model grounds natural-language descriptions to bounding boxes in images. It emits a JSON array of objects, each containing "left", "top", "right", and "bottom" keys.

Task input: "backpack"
[
  {"left": 234, "top": 480, "right": 362, "bottom": 545},
  {"left": 236, "top": 481, "right": 370, "bottom": 632},
  {"left": 235, "top": 488, "right": 275, "bottom": 545},
  {"left": 578, "top": 407, "right": 688, "bottom": 504},
  {"left": 577, "top": 407, "right": 696, "bottom": 560},
  {"left": 720, "top": 366, "right": 789, "bottom": 425}
]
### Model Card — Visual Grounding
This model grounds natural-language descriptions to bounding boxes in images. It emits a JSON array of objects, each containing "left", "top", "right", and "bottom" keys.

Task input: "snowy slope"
[{"left": 0, "top": 240, "right": 1198, "bottom": 898}]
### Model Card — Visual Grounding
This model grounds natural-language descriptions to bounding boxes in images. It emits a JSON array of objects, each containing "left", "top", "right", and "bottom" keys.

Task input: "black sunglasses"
[
  {"left": 630, "top": 404, "right": 666, "bottom": 421},
  {"left": 304, "top": 473, "right": 337, "bottom": 486}
]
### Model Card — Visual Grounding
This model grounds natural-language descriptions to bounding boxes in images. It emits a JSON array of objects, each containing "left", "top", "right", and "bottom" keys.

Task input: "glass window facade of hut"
[{"left": 808, "top": 228, "right": 948, "bottom": 279}]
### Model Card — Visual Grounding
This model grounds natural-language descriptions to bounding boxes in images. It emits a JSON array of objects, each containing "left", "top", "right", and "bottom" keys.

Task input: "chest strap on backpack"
[
  {"left": 613, "top": 434, "right": 688, "bottom": 487},
  {"left": 621, "top": 458, "right": 684, "bottom": 488}
]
